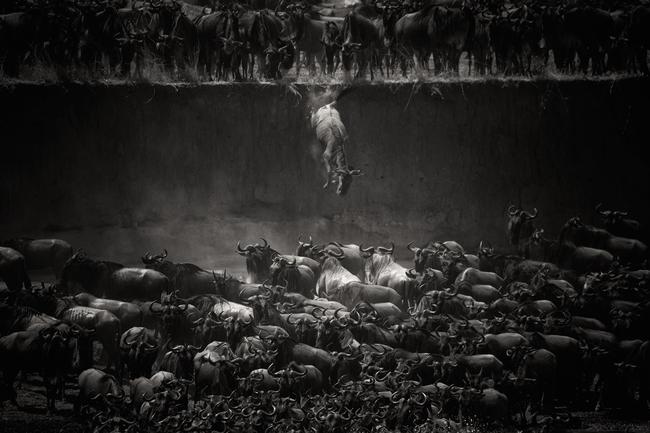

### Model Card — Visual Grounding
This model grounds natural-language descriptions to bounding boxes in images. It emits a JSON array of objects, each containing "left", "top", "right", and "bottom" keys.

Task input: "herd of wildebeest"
[
  {"left": 0, "top": 203, "right": 649, "bottom": 432},
  {"left": 1, "top": 0, "right": 650, "bottom": 80}
]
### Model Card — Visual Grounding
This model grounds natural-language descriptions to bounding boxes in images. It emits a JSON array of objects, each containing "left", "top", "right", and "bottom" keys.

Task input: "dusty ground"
[{"left": 1, "top": 380, "right": 650, "bottom": 433}]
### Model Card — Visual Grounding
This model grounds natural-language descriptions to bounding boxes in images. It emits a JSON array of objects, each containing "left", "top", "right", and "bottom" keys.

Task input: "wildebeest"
[
  {"left": 120, "top": 326, "right": 158, "bottom": 379},
  {"left": 0, "top": 247, "right": 31, "bottom": 296},
  {"left": 507, "top": 205, "right": 538, "bottom": 258},
  {"left": 142, "top": 249, "right": 217, "bottom": 297},
  {"left": 0, "top": 328, "right": 76, "bottom": 411},
  {"left": 76, "top": 368, "right": 124, "bottom": 413},
  {"left": 1, "top": 238, "right": 73, "bottom": 278},
  {"left": 310, "top": 99, "right": 362, "bottom": 195},
  {"left": 319, "top": 256, "right": 403, "bottom": 310},
  {"left": 74, "top": 292, "right": 143, "bottom": 330},
  {"left": 628, "top": 6, "right": 650, "bottom": 75},
  {"left": 237, "top": 238, "right": 319, "bottom": 284},
  {"left": 340, "top": 5, "right": 386, "bottom": 79},
  {"left": 321, "top": 20, "right": 342, "bottom": 75},
  {"left": 60, "top": 252, "right": 169, "bottom": 300},
  {"left": 361, "top": 244, "right": 421, "bottom": 306},
  {"left": 595, "top": 204, "right": 644, "bottom": 241},
  {"left": 560, "top": 217, "right": 647, "bottom": 263}
]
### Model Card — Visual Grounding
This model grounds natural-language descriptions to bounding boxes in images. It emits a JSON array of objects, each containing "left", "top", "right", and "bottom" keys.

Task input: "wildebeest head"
[
  {"left": 335, "top": 166, "right": 362, "bottom": 196},
  {"left": 558, "top": 216, "right": 586, "bottom": 244},
  {"left": 286, "top": 313, "right": 318, "bottom": 343},
  {"left": 161, "top": 344, "right": 201, "bottom": 380},
  {"left": 359, "top": 243, "right": 394, "bottom": 258},
  {"left": 321, "top": 21, "right": 341, "bottom": 49},
  {"left": 407, "top": 242, "right": 441, "bottom": 273},
  {"left": 149, "top": 292, "right": 201, "bottom": 343},
  {"left": 220, "top": 36, "right": 244, "bottom": 55},
  {"left": 236, "top": 239, "right": 273, "bottom": 282},
  {"left": 531, "top": 228, "right": 546, "bottom": 242},
  {"left": 506, "top": 205, "right": 538, "bottom": 246},
  {"left": 596, "top": 203, "right": 627, "bottom": 224},
  {"left": 141, "top": 249, "right": 172, "bottom": 273},
  {"left": 264, "top": 40, "right": 295, "bottom": 78},
  {"left": 331, "top": 351, "right": 363, "bottom": 383},
  {"left": 215, "top": 312, "right": 255, "bottom": 348},
  {"left": 411, "top": 267, "right": 446, "bottom": 295},
  {"left": 59, "top": 251, "right": 99, "bottom": 293},
  {"left": 315, "top": 310, "right": 348, "bottom": 350},
  {"left": 295, "top": 235, "right": 317, "bottom": 258},
  {"left": 595, "top": 203, "right": 641, "bottom": 238}
]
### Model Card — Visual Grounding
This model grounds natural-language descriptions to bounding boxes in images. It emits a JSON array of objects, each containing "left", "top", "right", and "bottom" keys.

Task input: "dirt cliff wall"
[{"left": 2, "top": 79, "right": 648, "bottom": 267}]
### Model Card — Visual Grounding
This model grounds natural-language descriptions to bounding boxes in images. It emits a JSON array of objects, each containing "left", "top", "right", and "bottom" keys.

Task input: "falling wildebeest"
[{"left": 310, "top": 93, "right": 362, "bottom": 196}]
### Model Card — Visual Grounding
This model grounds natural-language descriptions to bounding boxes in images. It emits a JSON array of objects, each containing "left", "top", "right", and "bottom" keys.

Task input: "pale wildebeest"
[{"left": 310, "top": 100, "right": 362, "bottom": 195}]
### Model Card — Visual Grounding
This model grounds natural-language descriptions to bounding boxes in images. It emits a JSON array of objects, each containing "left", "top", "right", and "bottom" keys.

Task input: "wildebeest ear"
[{"left": 349, "top": 169, "right": 362, "bottom": 176}]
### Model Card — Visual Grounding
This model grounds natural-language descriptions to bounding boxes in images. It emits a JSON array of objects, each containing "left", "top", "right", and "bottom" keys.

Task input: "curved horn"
[
  {"left": 377, "top": 243, "right": 395, "bottom": 254},
  {"left": 236, "top": 241, "right": 249, "bottom": 255},
  {"left": 405, "top": 268, "right": 418, "bottom": 279},
  {"left": 142, "top": 252, "right": 155, "bottom": 264},
  {"left": 507, "top": 205, "right": 519, "bottom": 216},
  {"left": 523, "top": 208, "right": 538, "bottom": 219},
  {"left": 413, "top": 392, "right": 427, "bottom": 406},
  {"left": 359, "top": 244, "right": 374, "bottom": 254}
]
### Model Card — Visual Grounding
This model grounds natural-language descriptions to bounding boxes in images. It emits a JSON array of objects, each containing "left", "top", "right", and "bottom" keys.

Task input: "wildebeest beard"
[{"left": 246, "top": 249, "right": 274, "bottom": 282}]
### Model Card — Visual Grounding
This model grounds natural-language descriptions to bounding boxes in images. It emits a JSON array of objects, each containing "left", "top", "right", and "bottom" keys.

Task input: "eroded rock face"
[{"left": 1, "top": 80, "right": 649, "bottom": 260}]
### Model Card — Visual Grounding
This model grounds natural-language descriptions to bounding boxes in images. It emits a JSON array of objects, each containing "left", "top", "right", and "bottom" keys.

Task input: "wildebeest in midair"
[{"left": 310, "top": 97, "right": 362, "bottom": 196}]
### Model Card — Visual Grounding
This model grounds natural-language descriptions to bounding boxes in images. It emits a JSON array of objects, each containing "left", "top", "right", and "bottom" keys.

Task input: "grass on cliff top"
[{"left": 0, "top": 56, "right": 643, "bottom": 87}]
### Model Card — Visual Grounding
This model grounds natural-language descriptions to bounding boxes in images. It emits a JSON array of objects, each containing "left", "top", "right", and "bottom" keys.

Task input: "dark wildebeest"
[
  {"left": 0, "top": 247, "right": 31, "bottom": 296},
  {"left": 340, "top": 5, "right": 386, "bottom": 80},
  {"left": 595, "top": 203, "right": 644, "bottom": 241},
  {"left": 142, "top": 249, "right": 217, "bottom": 297},
  {"left": 628, "top": 6, "right": 650, "bottom": 75},
  {"left": 2, "top": 238, "right": 73, "bottom": 278},
  {"left": 194, "top": 9, "right": 231, "bottom": 80},
  {"left": 59, "top": 252, "right": 169, "bottom": 301},
  {"left": 237, "top": 238, "right": 320, "bottom": 284},
  {"left": 0, "top": 328, "right": 78, "bottom": 412},
  {"left": 562, "top": 6, "right": 614, "bottom": 75},
  {"left": 321, "top": 20, "right": 342, "bottom": 75},
  {"left": 507, "top": 205, "right": 538, "bottom": 258},
  {"left": 559, "top": 217, "right": 647, "bottom": 264}
]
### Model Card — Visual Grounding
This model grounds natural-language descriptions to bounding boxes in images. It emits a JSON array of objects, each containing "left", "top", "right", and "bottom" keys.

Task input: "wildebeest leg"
[
  {"left": 248, "top": 53, "right": 255, "bottom": 80},
  {"left": 256, "top": 53, "right": 266, "bottom": 80},
  {"left": 309, "top": 53, "right": 317, "bottom": 76},
  {"left": 334, "top": 52, "right": 341, "bottom": 75},
  {"left": 635, "top": 47, "right": 648, "bottom": 75},
  {"left": 120, "top": 44, "right": 133, "bottom": 77},
  {"left": 295, "top": 51, "right": 302, "bottom": 77},
  {"left": 2, "top": 368, "right": 20, "bottom": 408},
  {"left": 200, "top": 41, "right": 211, "bottom": 80},
  {"left": 44, "top": 375, "right": 57, "bottom": 414},
  {"left": 322, "top": 151, "right": 333, "bottom": 189}
]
